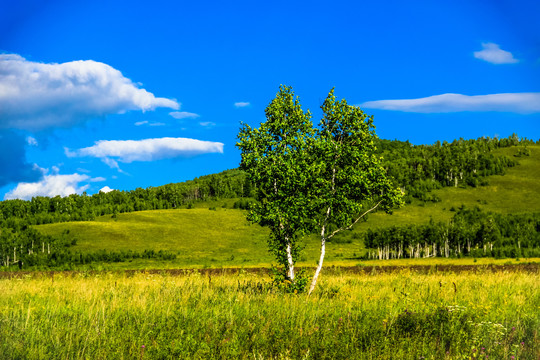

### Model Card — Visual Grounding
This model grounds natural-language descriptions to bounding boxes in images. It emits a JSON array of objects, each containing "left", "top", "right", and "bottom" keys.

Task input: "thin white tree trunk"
[
  {"left": 308, "top": 230, "right": 327, "bottom": 296},
  {"left": 286, "top": 239, "right": 295, "bottom": 281}
]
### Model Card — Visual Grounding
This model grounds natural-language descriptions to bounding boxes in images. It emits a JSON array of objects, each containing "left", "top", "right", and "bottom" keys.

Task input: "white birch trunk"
[
  {"left": 308, "top": 237, "right": 326, "bottom": 295},
  {"left": 285, "top": 239, "right": 295, "bottom": 281},
  {"left": 308, "top": 227, "right": 327, "bottom": 296}
]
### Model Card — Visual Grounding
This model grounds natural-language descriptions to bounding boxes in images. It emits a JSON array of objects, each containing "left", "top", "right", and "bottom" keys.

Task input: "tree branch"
[{"left": 327, "top": 199, "right": 383, "bottom": 240}]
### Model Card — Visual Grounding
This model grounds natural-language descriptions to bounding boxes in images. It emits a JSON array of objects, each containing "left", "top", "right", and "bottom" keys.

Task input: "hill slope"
[{"left": 34, "top": 145, "right": 540, "bottom": 268}]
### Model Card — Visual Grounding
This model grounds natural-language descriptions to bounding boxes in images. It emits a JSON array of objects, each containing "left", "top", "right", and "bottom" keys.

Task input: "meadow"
[
  {"left": 1, "top": 268, "right": 538, "bottom": 359},
  {"left": 2, "top": 145, "right": 540, "bottom": 359}
]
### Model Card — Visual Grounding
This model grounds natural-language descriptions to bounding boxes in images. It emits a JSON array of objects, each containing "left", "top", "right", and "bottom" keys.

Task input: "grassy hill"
[{"left": 34, "top": 145, "right": 540, "bottom": 269}]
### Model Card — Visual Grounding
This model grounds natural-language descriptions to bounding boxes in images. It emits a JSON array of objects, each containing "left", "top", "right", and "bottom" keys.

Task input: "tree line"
[
  {"left": 364, "top": 206, "right": 540, "bottom": 260},
  {"left": 0, "top": 169, "right": 252, "bottom": 225}
]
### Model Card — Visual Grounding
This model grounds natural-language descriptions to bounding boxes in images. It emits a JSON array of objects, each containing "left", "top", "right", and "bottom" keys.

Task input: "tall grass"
[{"left": 1, "top": 269, "right": 538, "bottom": 359}]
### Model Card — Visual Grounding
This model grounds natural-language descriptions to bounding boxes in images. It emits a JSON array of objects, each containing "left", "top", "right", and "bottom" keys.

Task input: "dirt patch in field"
[{"left": 0, "top": 263, "right": 537, "bottom": 279}]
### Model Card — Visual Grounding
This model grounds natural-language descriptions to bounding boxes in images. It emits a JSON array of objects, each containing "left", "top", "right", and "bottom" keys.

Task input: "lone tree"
[
  {"left": 236, "top": 85, "right": 316, "bottom": 282},
  {"left": 237, "top": 86, "right": 403, "bottom": 293}
]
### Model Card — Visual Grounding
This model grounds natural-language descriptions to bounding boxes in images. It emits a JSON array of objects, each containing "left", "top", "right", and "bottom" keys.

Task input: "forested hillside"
[
  {"left": 1, "top": 134, "right": 538, "bottom": 269},
  {"left": 379, "top": 134, "right": 533, "bottom": 202},
  {"left": 2, "top": 134, "right": 534, "bottom": 225}
]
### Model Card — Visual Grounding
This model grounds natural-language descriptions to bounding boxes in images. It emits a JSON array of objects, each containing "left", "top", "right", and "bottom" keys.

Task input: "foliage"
[
  {"left": 237, "top": 86, "right": 404, "bottom": 292},
  {"left": 236, "top": 85, "right": 318, "bottom": 282}
]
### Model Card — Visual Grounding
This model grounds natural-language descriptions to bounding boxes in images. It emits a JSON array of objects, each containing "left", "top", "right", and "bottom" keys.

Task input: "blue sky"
[{"left": 1, "top": 0, "right": 539, "bottom": 200}]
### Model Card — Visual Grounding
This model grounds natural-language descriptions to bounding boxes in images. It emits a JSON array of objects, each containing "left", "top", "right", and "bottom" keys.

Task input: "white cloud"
[
  {"left": 473, "top": 43, "right": 519, "bottom": 64},
  {"left": 66, "top": 137, "right": 224, "bottom": 163},
  {"left": 135, "top": 120, "right": 166, "bottom": 127},
  {"left": 99, "top": 186, "right": 114, "bottom": 193},
  {"left": 234, "top": 102, "right": 250, "bottom": 108},
  {"left": 199, "top": 121, "right": 216, "bottom": 128},
  {"left": 169, "top": 111, "right": 200, "bottom": 119},
  {"left": 360, "top": 93, "right": 540, "bottom": 114},
  {"left": 100, "top": 157, "right": 129, "bottom": 174},
  {"left": 90, "top": 177, "right": 106, "bottom": 182},
  {"left": 4, "top": 173, "right": 92, "bottom": 200},
  {"left": 101, "top": 157, "right": 120, "bottom": 169},
  {"left": 0, "top": 54, "right": 179, "bottom": 131},
  {"left": 26, "top": 136, "right": 38, "bottom": 146}
]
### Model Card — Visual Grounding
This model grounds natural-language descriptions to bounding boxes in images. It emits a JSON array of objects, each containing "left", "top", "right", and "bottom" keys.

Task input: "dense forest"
[
  {"left": 364, "top": 207, "right": 540, "bottom": 259},
  {"left": 0, "top": 134, "right": 538, "bottom": 268}
]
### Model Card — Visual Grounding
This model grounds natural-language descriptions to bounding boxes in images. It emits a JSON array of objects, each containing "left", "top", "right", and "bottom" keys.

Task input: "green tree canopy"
[{"left": 237, "top": 86, "right": 403, "bottom": 293}]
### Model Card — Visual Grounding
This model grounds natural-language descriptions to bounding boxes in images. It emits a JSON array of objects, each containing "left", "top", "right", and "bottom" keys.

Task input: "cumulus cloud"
[
  {"left": 473, "top": 43, "right": 519, "bottom": 64},
  {"left": 66, "top": 137, "right": 224, "bottom": 165},
  {"left": 0, "top": 131, "right": 43, "bottom": 187},
  {"left": 360, "top": 93, "right": 540, "bottom": 114},
  {"left": 99, "top": 186, "right": 114, "bottom": 193},
  {"left": 169, "top": 111, "right": 200, "bottom": 119},
  {"left": 0, "top": 54, "right": 179, "bottom": 131},
  {"left": 234, "top": 102, "right": 250, "bottom": 108},
  {"left": 4, "top": 173, "right": 93, "bottom": 200}
]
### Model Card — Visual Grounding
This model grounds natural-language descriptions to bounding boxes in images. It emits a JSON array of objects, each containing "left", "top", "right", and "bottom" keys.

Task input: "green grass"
[
  {"left": 1, "top": 270, "right": 538, "bottom": 359},
  {"left": 34, "top": 145, "right": 540, "bottom": 269},
  {"left": 37, "top": 208, "right": 279, "bottom": 267}
]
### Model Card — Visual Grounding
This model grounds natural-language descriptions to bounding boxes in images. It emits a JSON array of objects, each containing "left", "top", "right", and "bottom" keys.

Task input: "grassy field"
[
  {"left": 4, "top": 146, "right": 540, "bottom": 359},
  {"left": 1, "top": 269, "right": 538, "bottom": 359},
  {"left": 33, "top": 145, "right": 540, "bottom": 269}
]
